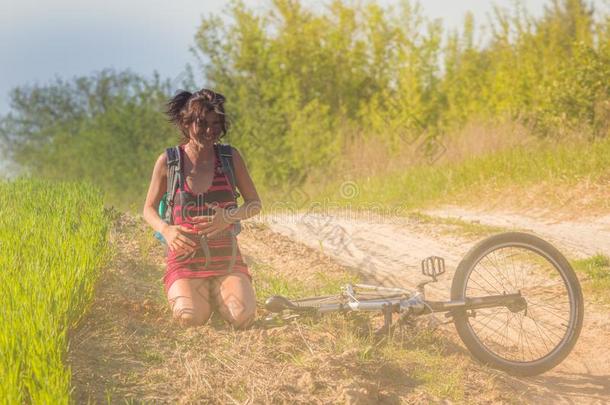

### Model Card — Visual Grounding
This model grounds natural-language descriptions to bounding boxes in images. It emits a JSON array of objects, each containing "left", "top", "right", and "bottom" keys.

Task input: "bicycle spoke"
[
  {"left": 508, "top": 247, "right": 519, "bottom": 292},
  {"left": 525, "top": 308, "right": 568, "bottom": 338},
  {"left": 529, "top": 313, "right": 558, "bottom": 354},
  {"left": 467, "top": 277, "right": 498, "bottom": 295},
  {"left": 464, "top": 244, "right": 573, "bottom": 363},
  {"left": 473, "top": 314, "right": 523, "bottom": 353},
  {"left": 470, "top": 267, "right": 503, "bottom": 295},
  {"left": 526, "top": 301, "right": 570, "bottom": 323},
  {"left": 485, "top": 251, "right": 518, "bottom": 292}
]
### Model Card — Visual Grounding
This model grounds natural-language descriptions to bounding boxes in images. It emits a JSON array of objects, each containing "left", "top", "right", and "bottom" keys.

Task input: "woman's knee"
[
  {"left": 173, "top": 305, "right": 212, "bottom": 327},
  {"left": 232, "top": 309, "right": 256, "bottom": 329},
  {"left": 168, "top": 278, "right": 213, "bottom": 327},
  {"left": 223, "top": 299, "right": 257, "bottom": 329}
]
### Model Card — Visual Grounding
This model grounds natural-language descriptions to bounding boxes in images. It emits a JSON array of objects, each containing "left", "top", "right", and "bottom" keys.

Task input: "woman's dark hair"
[{"left": 164, "top": 88, "right": 230, "bottom": 144}]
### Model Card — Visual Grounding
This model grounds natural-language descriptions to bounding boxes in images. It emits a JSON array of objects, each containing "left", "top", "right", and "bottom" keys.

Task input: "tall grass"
[
  {"left": 303, "top": 132, "right": 610, "bottom": 211},
  {"left": 0, "top": 177, "right": 110, "bottom": 403}
]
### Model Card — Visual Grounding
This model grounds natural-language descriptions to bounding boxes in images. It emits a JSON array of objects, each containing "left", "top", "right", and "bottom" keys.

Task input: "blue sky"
[{"left": 0, "top": 0, "right": 576, "bottom": 116}]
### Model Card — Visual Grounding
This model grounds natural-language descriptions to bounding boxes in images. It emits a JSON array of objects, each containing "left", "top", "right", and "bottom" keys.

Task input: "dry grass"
[
  {"left": 335, "top": 119, "right": 537, "bottom": 181},
  {"left": 303, "top": 119, "right": 610, "bottom": 220},
  {"left": 440, "top": 174, "right": 610, "bottom": 220},
  {"left": 440, "top": 119, "right": 537, "bottom": 164},
  {"left": 438, "top": 122, "right": 610, "bottom": 218},
  {"left": 66, "top": 214, "right": 518, "bottom": 404}
]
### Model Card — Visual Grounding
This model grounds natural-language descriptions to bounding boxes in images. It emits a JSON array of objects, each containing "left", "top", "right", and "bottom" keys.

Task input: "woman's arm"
[
  {"left": 142, "top": 152, "right": 171, "bottom": 235},
  {"left": 142, "top": 152, "right": 198, "bottom": 253}
]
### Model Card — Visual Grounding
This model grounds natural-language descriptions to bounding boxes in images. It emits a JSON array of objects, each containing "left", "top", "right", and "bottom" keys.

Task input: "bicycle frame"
[
  {"left": 266, "top": 283, "right": 526, "bottom": 333},
  {"left": 311, "top": 283, "right": 525, "bottom": 315}
]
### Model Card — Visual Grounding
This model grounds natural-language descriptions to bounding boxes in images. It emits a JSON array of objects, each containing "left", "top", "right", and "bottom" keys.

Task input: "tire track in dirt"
[{"left": 262, "top": 210, "right": 610, "bottom": 404}]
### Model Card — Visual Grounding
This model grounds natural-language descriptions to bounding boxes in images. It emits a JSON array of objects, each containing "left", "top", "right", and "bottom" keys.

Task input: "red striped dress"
[{"left": 163, "top": 143, "right": 251, "bottom": 294}]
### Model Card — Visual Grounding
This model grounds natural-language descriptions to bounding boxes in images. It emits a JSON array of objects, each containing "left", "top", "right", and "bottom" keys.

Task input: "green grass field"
[{"left": 0, "top": 177, "right": 110, "bottom": 403}]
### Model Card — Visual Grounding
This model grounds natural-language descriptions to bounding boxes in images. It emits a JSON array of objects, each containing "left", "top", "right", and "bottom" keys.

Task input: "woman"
[{"left": 143, "top": 88, "right": 261, "bottom": 329}]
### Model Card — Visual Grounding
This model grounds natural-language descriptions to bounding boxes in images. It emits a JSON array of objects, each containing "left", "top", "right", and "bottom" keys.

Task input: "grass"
[
  {"left": 407, "top": 210, "right": 508, "bottom": 237},
  {"left": 0, "top": 176, "right": 110, "bottom": 403},
  {"left": 572, "top": 254, "right": 610, "bottom": 304},
  {"left": 252, "top": 260, "right": 359, "bottom": 301},
  {"left": 283, "top": 135, "right": 610, "bottom": 213}
]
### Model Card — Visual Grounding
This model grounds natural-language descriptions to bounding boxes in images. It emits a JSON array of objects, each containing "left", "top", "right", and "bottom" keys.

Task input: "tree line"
[{"left": 1, "top": 0, "right": 608, "bottom": 209}]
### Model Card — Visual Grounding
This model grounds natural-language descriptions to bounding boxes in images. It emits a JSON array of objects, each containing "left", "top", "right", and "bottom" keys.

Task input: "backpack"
[{"left": 153, "top": 143, "right": 242, "bottom": 244}]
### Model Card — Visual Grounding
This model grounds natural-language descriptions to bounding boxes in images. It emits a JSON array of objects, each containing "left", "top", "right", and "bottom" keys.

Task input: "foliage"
[
  {"left": 1, "top": 0, "right": 609, "bottom": 208},
  {"left": 0, "top": 69, "right": 196, "bottom": 210},
  {"left": 193, "top": 0, "right": 609, "bottom": 171}
]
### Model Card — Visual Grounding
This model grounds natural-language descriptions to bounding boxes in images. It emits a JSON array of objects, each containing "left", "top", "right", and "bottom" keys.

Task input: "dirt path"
[
  {"left": 263, "top": 208, "right": 610, "bottom": 404},
  {"left": 425, "top": 205, "right": 610, "bottom": 259}
]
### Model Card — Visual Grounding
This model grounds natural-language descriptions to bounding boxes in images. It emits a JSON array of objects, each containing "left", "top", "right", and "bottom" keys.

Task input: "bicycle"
[{"left": 261, "top": 232, "right": 584, "bottom": 376}]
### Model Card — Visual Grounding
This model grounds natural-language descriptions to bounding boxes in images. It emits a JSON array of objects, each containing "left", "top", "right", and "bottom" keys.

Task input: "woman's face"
[{"left": 188, "top": 110, "right": 223, "bottom": 144}]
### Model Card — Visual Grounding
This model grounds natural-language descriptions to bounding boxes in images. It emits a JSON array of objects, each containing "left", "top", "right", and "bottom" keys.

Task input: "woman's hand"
[
  {"left": 162, "top": 224, "right": 199, "bottom": 255},
  {"left": 191, "top": 207, "right": 236, "bottom": 238}
]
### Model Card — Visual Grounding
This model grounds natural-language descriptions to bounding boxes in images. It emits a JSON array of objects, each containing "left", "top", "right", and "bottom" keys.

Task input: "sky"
[{"left": 0, "top": 0, "right": 583, "bottom": 117}]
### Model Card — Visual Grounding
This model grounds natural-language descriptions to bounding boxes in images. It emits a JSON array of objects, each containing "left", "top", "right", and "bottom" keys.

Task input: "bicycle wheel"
[{"left": 451, "top": 232, "right": 584, "bottom": 376}]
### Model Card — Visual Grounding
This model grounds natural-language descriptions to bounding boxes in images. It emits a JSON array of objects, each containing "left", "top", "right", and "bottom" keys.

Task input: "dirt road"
[
  {"left": 262, "top": 207, "right": 610, "bottom": 404},
  {"left": 425, "top": 206, "right": 610, "bottom": 259}
]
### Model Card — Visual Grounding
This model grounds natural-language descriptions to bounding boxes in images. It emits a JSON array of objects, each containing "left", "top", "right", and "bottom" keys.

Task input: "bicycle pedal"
[{"left": 421, "top": 256, "right": 446, "bottom": 281}]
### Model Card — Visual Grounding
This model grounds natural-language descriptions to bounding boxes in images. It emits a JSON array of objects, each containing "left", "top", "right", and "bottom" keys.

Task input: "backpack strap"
[
  {"left": 216, "top": 143, "right": 241, "bottom": 200},
  {"left": 215, "top": 143, "right": 242, "bottom": 239},
  {"left": 165, "top": 145, "right": 182, "bottom": 225}
]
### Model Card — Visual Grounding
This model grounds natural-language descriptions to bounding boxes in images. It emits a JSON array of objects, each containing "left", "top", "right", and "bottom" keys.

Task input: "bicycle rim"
[{"left": 460, "top": 241, "right": 580, "bottom": 368}]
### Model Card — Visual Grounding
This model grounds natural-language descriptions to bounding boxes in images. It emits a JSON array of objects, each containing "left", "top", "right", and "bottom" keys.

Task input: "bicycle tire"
[{"left": 451, "top": 232, "right": 584, "bottom": 376}]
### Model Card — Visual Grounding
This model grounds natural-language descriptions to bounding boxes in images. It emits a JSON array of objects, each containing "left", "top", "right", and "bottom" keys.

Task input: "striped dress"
[{"left": 163, "top": 143, "right": 251, "bottom": 294}]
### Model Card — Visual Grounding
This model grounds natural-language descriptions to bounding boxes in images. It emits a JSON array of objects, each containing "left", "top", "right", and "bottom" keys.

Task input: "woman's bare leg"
[
  {"left": 167, "top": 278, "right": 213, "bottom": 327},
  {"left": 211, "top": 273, "right": 257, "bottom": 329}
]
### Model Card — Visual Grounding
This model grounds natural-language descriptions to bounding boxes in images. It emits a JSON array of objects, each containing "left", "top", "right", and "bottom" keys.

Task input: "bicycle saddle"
[{"left": 264, "top": 295, "right": 298, "bottom": 313}]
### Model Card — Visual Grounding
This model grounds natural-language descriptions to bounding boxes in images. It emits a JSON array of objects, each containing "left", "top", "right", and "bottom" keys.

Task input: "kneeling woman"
[{"left": 143, "top": 88, "right": 261, "bottom": 329}]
